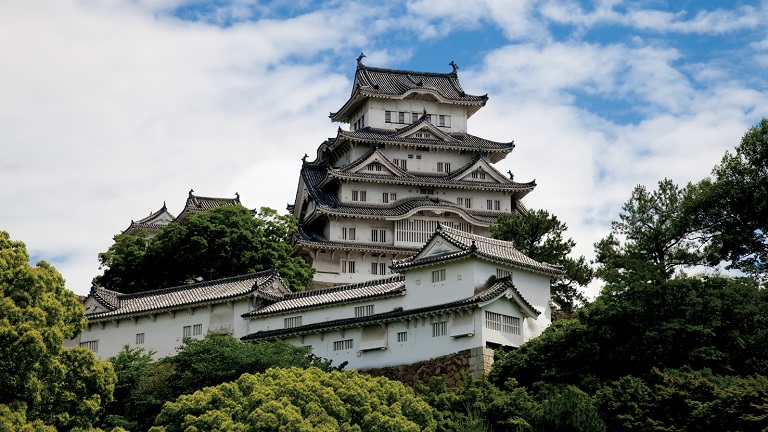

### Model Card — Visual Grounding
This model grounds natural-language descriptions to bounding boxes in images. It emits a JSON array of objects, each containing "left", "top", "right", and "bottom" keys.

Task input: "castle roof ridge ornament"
[
  {"left": 189, "top": 188, "right": 194, "bottom": 197},
  {"left": 449, "top": 60, "right": 458, "bottom": 75},
  {"left": 356, "top": 52, "right": 366, "bottom": 68}
]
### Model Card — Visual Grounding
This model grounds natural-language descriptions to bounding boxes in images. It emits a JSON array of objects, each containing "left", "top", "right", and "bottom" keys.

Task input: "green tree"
[
  {"left": 0, "top": 231, "right": 117, "bottom": 430},
  {"left": 490, "top": 275, "right": 768, "bottom": 389},
  {"left": 96, "top": 206, "right": 313, "bottom": 293},
  {"left": 594, "top": 179, "right": 710, "bottom": 288},
  {"left": 697, "top": 118, "right": 768, "bottom": 280},
  {"left": 149, "top": 367, "right": 437, "bottom": 432},
  {"left": 101, "top": 346, "right": 156, "bottom": 431},
  {"left": 491, "top": 210, "right": 593, "bottom": 311},
  {"left": 166, "top": 333, "right": 345, "bottom": 397}
]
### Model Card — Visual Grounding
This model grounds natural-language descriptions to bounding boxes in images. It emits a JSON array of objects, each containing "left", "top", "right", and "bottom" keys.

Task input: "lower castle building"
[{"left": 71, "top": 225, "right": 561, "bottom": 372}]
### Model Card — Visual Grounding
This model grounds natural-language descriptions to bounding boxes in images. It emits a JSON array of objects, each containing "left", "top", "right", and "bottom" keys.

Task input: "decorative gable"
[
  {"left": 415, "top": 236, "right": 463, "bottom": 260},
  {"left": 452, "top": 158, "right": 509, "bottom": 184},
  {"left": 396, "top": 119, "right": 456, "bottom": 142}
]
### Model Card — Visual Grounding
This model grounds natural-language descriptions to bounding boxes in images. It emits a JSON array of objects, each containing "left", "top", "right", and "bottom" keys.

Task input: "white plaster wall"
[
  {"left": 481, "top": 299, "right": 526, "bottom": 347},
  {"left": 247, "top": 295, "right": 405, "bottom": 335},
  {"left": 77, "top": 299, "right": 251, "bottom": 360},
  {"left": 276, "top": 311, "right": 480, "bottom": 370},
  {"left": 401, "top": 259, "right": 479, "bottom": 309}
]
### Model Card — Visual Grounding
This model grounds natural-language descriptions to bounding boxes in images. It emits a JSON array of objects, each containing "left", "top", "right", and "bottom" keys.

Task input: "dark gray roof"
[
  {"left": 241, "top": 276, "right": 537, "bottom": 341},
  {"left": 324, "top": 152, "right": 536, "bottom": 193},
  {"left": 86, "top": 270, "right": 289, "bottom": 321},
  {"left": 294, "top": 226, "right": 420, "bottom": 254},
  {"left": 391, "top": 224, "right": 564, "bottom": 277},
  {"left": 123, "top": 203, "right": 175, "bottom": 235},
  {"left": 242, "top": 275, "right": 406, "bottom": 317},
  {"left": 329, "top": 124, "right": 514, "bottom": 153},
  {"left": 331, "top": 64, "right": 488, "bottom": 122},
  {"left": 176, "top": 190, "right": 242, "bottom": 222}
]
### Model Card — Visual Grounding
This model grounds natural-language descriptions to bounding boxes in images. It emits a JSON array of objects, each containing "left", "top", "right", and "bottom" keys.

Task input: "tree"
[
  {"left": 0, "top": 231, "right": 117, "bottom": 430},
  {"left": 96, "top": 205, "right": 313, "bottom": 293},
  {"left": 165, "top": 333, "right": 345, "bottom": 397},
  {"left": 489, "top": 275, "right": 768, "bottom": 389},
  {"left": 101, "top": 346, "right": 156, "bottom": 431},
  {"left": 491, "top": 210, "right": 593, "bottom": 311},
  {"left": 594, "top": 179, "right": 710, "bottom": 288},
  {"left": 149, "top": 367, "right": 437, "bottom": 432},
  {"left": 697, "top": 118, "right": 768, "bottom": 280}
]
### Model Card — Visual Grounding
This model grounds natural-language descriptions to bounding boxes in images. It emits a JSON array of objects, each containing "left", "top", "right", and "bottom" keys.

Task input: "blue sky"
[{"left": 1, "top": 0, "right": 767, "bottom": 297}]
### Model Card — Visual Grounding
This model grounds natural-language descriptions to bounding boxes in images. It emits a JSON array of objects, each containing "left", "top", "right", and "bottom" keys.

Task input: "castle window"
[
  {"left": 355, "top": 304, "right": 374, "bottom": 318},
  {"left": 193, "top": 324, "right": 203, "bottom": 335},
  {"left": 385, "top": 111, "right": 392, "bottom": 123},
  {"left": 437, "top": 162, "right": 451, "bottom": 173},
  {"left": 352, "top": 190, "right": 366, "bottom": 202},
  {"left": 393, "top": 159, "right": 407, "bottom": 170},
  {"left": 471, "top": 170, "right": 487, "bottom": 180},
  {"left": 80, "top": 340, "right": 99, "bottom": 352},
  {"left": 457, "top": 197, "right": 471, "bottom": 208},
  {"left": 398, "top": 112, "right": 405, "bottom": 123},
  {"left": 284, "top": 316, "right": 303, "bottom": 329},
  {"left": 183, "top": 326, "right": 191, "bottom": 337},
  {"left": 367, "top": 163, "right": 382, "bottom": 172},
  {"left": 342, "top": 260, "right": 356, "bottom": 274},
  {"left": 342, "top": 227, "right": 356, "bottom": 240},
  {"left": 334, "top": 339, "right": 354, "bottom": 351},
  {"left": 487, "top": 200, "right": 501, "bottom": 210},
  {"left": 371, "top": 262, "right": 387, "bottom": 275},
  {"left": 432, "top": 269, "right": 446, "bottom": 283},
  {"left": 136, "top": 333, "right": 145, "bottom": 345},
  {"left": 397, "top": 331, "right": 408, "bottom": 342},
  {"left": 420, "top": 188, "right": 435, "bottom": 195},
  {"left": 412, "top": 112, "right": 419, "bottom": 122},
  {"left": 371, "top": 229, "right": 386, "bottom": 243},
  {"left": 438, "top": 115, "right": 451, "bottom": 127},
  {"left": 432, "top": 321, "right": 448, "bottom": 337},
  {"left": 485, "top": 311, "right": 521, "bottom": 335}
]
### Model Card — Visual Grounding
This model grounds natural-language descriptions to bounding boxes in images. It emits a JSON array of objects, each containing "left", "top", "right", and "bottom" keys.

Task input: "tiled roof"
[
  {"left": 123, "top": 203, "right": 175, "bottom": 235},
  {"left": 241, "top": 276, "right": 537, "bottom": 341},
  {"left": 391, "top": 224, "right": 564, "bottom": 277},
  {"left": 242, "top": 275, "right": 406, "bottom": 317},
  {"left": 86, "top": 270, "right": 289, "bottom": 321},
  {"left": 176, "top": 190, "right": 242, "bottom": 221},
  {"left": 323, "top": 154, "right": 536, "bottom": 193},
  {"left": 294, "top": 226, "right": 420, "bottom": 254},
  {"left": 300, "top": 164, "right": 510, "bottom": 225},
  {"left": 330, "top": 126, "right": 514, "bottom": 153},
  {"left": 330, "top": 64, "right": 488, "bottom": 123}
]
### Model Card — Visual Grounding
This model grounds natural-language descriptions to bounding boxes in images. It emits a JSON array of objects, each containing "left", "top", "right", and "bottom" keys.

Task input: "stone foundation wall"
[{"left": 362, "top": 346, "right": 494, "bottom": 387}]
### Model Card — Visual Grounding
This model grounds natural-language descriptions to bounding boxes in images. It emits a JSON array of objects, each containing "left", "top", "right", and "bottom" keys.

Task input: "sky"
[{"left": 2, "top": 0, "right": 767, "bottom": 297}]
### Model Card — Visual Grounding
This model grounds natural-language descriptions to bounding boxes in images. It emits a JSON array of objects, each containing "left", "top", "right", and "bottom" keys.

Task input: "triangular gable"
[
  {"left": 410, "top": 232, "right": 465, "bottom": 262},
  {"left": 452, "top": 157, "right": 510, "bottom": 184},
  {"left": 395, "top": 119, "right": 456, "bottom": 142},
  {"left": 346, "top": 149, "right": 408, "bottom": 176},
  {"left": 478, "top": 283, "right": 541, "bottom": 319}
]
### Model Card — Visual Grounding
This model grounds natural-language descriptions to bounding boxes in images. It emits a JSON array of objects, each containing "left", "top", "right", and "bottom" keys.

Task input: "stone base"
[{"left": 361, "top": 346, "right": 494, "bottom": 387}]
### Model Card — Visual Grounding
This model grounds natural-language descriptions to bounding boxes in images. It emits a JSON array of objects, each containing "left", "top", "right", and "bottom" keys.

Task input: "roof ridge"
[
  {"left": 283, "top": 274, "right": 405, "bottom": 299},
  {"left": 117, "top": 270, "right": 275, "bottom": 300}
]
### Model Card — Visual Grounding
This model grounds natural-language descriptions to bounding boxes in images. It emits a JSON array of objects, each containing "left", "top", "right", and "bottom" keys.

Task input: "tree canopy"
[
  {"left": 96, "top": 206, "right": 313, "bottom": 293},
  {"left": 0, "top": 231, "right": 116, "bottom": 430},
  {"left": 491, "top": 209, "right": 593, "bottom": 311},
  {"left": 149, "top": 367, "right": 437, "bottom": 432},
  {"left": 696, "top": 118, "right": 768, "bottom": 280}
]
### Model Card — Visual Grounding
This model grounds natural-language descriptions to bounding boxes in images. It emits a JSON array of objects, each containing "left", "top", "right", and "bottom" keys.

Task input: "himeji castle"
[
  {"left": 71, "top": 58, "right": 560, "bottom": 377},
  {"left": 289, "top": 55, "right": 536, "bottom": 288}
]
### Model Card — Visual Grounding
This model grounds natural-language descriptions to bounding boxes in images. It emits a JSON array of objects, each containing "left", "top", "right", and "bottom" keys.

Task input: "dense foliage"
[
  {"left": 100, "top": 334, "right": 346, "bottom": 431},
  {"left": 149, "top": 367, "right": 437, "bottom": 432},
  {"left": 0, "top": 231, "right": 116, "bottom": 430},
  {"left": 491, "top": 209, "right": 593, "bottom": 311},
  {"left": 96, "top": 206, "right": 313, "bottom": 293}
]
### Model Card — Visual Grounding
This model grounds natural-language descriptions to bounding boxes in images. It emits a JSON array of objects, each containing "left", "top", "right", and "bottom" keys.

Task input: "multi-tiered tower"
[{"left": 290, "top": 56, "right": 536, "bottom": 288}]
